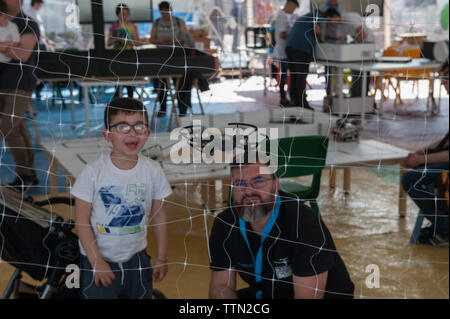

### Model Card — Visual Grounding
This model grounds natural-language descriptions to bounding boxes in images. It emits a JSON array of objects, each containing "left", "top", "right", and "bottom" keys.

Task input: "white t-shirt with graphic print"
[{"left": 71, "top": 153, "right": 172, "bottom": 263}]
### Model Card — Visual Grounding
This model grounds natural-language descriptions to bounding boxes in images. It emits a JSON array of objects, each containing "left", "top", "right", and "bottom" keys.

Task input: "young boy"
[
  {"left": 71, "top": 98, "right": 172, "bottom": 299},
  {"left": 0, "top": 0, "right": 20, "bottom": 73}
]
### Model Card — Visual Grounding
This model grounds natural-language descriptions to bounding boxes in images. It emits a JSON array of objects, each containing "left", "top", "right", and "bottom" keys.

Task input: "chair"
[
  {"left": 266, "top": 136, "right": 329, "bottom": 214},
  {"left": 379, "top": 45, "right": 433, "bottom": 108}
]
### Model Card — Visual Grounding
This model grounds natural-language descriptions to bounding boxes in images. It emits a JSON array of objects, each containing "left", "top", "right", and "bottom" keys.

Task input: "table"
[
  {"left": 318, "top": 58, "right": 443, "bottom": 116},
  {"left": 41, "top": 131, "right": 409, "bottom": 216}
]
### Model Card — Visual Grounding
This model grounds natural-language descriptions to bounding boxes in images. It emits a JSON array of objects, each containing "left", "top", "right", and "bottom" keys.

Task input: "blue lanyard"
[{"left": 239, "top": 195, "right": 281, "bottom": 299}]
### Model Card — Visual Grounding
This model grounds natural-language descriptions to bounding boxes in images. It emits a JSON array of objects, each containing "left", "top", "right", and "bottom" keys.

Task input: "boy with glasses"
[{"left": 71, "top": 98, "right": 172, "bottom": 298}]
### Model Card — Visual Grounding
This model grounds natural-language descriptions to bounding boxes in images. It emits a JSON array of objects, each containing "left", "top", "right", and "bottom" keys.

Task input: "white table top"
[
  {"left": 317, "top": 58, "right": 442, "bottom": 72},
  {"left": 41, "top": 132, "right": 409, "bottom": 184}
]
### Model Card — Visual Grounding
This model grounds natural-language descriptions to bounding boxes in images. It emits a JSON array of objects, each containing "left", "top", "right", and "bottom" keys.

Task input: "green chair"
[{"left": 267, "top": 136, "right": 329, "bottom": 214}]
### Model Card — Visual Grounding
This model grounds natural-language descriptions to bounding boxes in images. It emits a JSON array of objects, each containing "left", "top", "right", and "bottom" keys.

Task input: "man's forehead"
[{"left": 231, "top": 163, "right": 273, "bottom": 178}]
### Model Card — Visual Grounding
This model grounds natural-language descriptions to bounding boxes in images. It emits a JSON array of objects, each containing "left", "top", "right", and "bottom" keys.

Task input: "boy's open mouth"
[{"left": 125, "top": 141, "right": 139, "bottom": 150}]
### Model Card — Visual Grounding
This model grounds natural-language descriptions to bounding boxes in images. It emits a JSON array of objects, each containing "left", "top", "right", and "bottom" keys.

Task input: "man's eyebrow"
[{"left": 110, "top": 121, "right": 146, "bottom": 126}]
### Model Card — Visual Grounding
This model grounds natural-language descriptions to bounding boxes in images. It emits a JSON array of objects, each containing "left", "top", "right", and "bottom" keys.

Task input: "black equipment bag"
[{"left": 0, "top": 186, "right": 79, "bottom": 281}]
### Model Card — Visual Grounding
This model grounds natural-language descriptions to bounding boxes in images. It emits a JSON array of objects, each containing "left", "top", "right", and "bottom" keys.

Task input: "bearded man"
[{"left": 208, "top": 159, "right": 354, "bottom": 299}]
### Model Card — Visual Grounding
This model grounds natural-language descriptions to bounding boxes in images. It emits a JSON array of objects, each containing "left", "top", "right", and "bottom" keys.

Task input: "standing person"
[
  {"left": 209, "top": 159, "right": 354, "bottom": 299},
  {"left": 401, "top": 62, "right": 449, "bottom": 246},
  {"left": 150, "top": 1, "right": 195, "bottom": 117},
  {"left": 322, "top": 9, "right": 375, "bottom": 98},
  {"left": 231, "top": 0, "right": 246, "bottom": 53},
  {"left": 0, "top": 0, "right": 20, "bottom": 74},
  {"left": 106, "top": 3, "right": 140, "bottom": 99},
  {"left": 209, "top": 6, "right": 226, "bottom": 49},
  {"left": 72, "top": 98, "right": 172, "bottom": 299},
  {"left": 24, "top": 0, "right": 55, "bottom": 99},
  {"left": 273, "top": 0, "right": 299, "bottom": 107},
  {"left": 0, "top": 0, "right": 40, "bottom": 191},
  {"left": 285, "top": 11, "right": 323, "bottom": 110}
]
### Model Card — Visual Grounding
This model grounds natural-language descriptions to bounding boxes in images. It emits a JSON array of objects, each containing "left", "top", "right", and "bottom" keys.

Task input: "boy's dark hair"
[
  {"left": 31, "top": 0, "right": 44, "bottom": 6},
  {"left": 0, "top": 0, "right": 7, "bottom": 15},
  {"left": 323, "top": 8, "right": 341, "bottom": 18},
  {"left": 159, "top": 1, "right": 171, "bottom": 11},
  {"left": 287, "top": 0, "right": 299, "bottom": 7},
  {"left": 104, "top": 97, "right": 149, "bottom": 129},
  {"left": 115, "top": 3, "right": 130, "bottom": 16}
]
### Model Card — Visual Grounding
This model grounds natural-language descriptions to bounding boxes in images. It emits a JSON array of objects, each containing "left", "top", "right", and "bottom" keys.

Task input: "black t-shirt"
[
  {"left": 428, "top": 131, "right": 449, "bottom": 154},
  {"left": 0, "top": 11, "right": 40, "bottom": 91},
  {"left": 209, "top": 192, "right": 355, "bottom": 299}
]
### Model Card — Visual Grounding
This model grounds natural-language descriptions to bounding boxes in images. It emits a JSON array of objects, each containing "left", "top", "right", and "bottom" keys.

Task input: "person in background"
[
  {"left": 320, "top": 0, "right": 345, "bottom": 14},
  {"left": 0, "top": 0, "right": 20, "bottom": 74},
  {"left": 150, "top": 1, "right": 196, "bottom": 118},
  {"left": 231, "top": 0, "right": 246, "bottom": 52},
  {"left": 24, "top": 0, "right": 55, "bottom": 99},
  {"left": 273, "top": 0, "right": 299, "bottom": 107},
  {"left": 0, "top": 0, "right": 40, "bottom": 191},
  {"left": 322, "top": 9, "right": 375, "bottom": 99},
  {"left": 107, "top": 3, "right": 140, "bottom": 99},
  {"left": 401, "top": 62, "right": 449, "bottom": 246},
  {"left": 285, "top": 11, "right": 323, "bottom": 110}
]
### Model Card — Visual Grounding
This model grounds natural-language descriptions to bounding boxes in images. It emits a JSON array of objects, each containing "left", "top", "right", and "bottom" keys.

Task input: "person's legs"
[
  {"left": 126, "top": 86, "right": 134, "bottom": 98},
  {"left": 156, "top": 79, "right": 168, "bottom": 116},
  {"left": 402, "top": 162, "right": 449, "bottom": 237},
  {"left": 177, "top": 75, "right": 192, "bottom": 116},
  {"left": 350, "top": 69, "right": 370, "bottom": 97},
  {"left": 79, "top": 254, "right": 121, "bottom": 299},
  {"left": 113, "top": 86, "right": 122, "bottom": 99},
  {"left": 35, "top": 81, "right": 45, "bottom": 99},
  {"left": 0, "top": 90, "right": 36, "bottom": 179},
  {"left": 279, "top": 59, "right": 289, "bottom": 102},
  {"left": 294, "top": 50, "right": 312, "bottom": 108},
  {"left": 286, "top": 47, "right": 299, "bottom": 106},
  {"left": 121, "top": 250, "right": 153, "bottom": 299}
]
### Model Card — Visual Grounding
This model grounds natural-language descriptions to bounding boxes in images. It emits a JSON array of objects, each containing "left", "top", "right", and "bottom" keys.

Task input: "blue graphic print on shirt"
[{"left": 97, "top": 184, "right": 146, "bottom": 235}]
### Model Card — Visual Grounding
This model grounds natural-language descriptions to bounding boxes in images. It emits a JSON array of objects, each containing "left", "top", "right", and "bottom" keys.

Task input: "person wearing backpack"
[{"left": 401, "top": 62, "right": 449, "bottom": 246}]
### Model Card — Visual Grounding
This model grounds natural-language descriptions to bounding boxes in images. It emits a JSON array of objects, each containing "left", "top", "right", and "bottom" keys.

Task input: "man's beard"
[{"left": 235, "top": 190, "right": 276, "bottom": 223}]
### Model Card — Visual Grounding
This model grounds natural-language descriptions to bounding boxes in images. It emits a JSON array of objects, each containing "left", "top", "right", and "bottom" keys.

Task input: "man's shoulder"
[
  {"left": 213, "top": 208, "right": 239, "bottom": 228},
  {"left": 279, "top": 193, "right": 319, "bottom": 223}
]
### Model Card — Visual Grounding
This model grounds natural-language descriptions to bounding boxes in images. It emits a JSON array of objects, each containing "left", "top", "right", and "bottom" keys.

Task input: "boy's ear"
[{"left": 102, "top": 128, "right": 112, "bottom": 141}]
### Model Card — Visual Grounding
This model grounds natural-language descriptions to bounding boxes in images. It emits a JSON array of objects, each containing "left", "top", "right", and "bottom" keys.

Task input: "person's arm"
[
  {"left": 209, "top": 269, "right": 237, "bottom": 299},
  {"left": 1, "top": 33, "right": 37, "bottom": 62},
  {"left": 403, "top": 150, "right": 449, "bottom": 168},
  {"left": 150, "top": 199, "right": 168, "bottom": 282},
  {"left": 414, "top": 138, "right": 448, "bottom": 154},
  {"left": 106, "top": 30, "right": 115, "bottom": 47},
  {"left": 74, "top": 197, "right": 115, "bottom": 287},
  {"left": 355, "top": 25, "right": 367, "bottom": 43},
  {"left": 293, "top": 271, "right": 328, "bottom": 299},
  {"left": 315, "top": 25, "right": 323, "bottom": 42},
  {"left": 131, "top": 25, "right": 140, "bottom": 47}
]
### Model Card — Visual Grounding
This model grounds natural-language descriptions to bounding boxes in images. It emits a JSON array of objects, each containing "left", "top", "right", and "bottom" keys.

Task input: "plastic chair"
[
  {"left": 380, "top": 45, "right": 433, "bottom": 108},
  {"left": 266, "top": 136, "right": 329, "bottom": 214}
]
